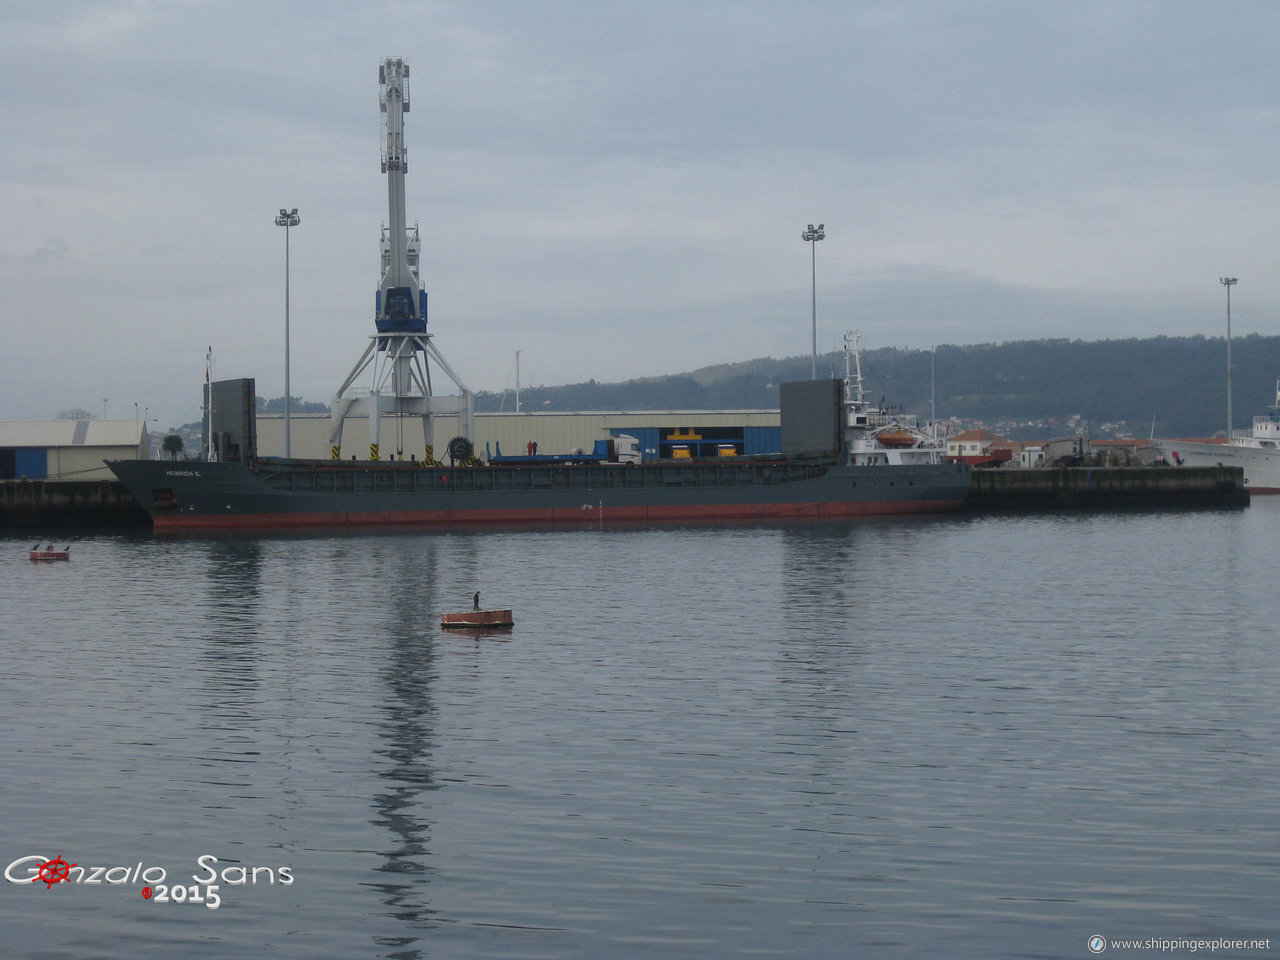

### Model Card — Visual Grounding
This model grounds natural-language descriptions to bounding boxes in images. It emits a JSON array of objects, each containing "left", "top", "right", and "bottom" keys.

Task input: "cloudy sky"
[{"left": 4, "top": 1, "right": 1280, "bottom": 429}]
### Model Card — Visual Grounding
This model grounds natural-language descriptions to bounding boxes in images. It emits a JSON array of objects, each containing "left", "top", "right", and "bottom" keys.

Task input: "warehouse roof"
[{"left": 0, "top": 420, "right": 149, "bottom": 448}]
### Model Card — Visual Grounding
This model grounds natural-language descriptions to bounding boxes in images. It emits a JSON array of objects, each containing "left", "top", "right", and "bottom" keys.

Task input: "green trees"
[{"left": 468, "top": 334, "right": 1280, "bottom": 439}]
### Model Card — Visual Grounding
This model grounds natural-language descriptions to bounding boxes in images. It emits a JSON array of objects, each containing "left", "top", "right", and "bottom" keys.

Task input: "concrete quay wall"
[
  {"left": 1, "top": 480, "right": 149, "bottom": 529},
  {"left": 1, "top": 466, "right": 1249, "bottom": 531},
  {"left": 965, "top": 465, "right": 1248, "bottom": 510}
]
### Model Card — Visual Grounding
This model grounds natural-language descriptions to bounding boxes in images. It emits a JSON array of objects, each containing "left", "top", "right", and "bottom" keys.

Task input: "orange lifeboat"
[{"left": 876, "top": 430, "right": 917, "bottom": 448}]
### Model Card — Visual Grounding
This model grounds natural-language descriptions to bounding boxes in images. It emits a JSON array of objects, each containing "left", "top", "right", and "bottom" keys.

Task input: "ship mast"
[
  {"left": 328, "top": 57, "right": 473, "bottom": 462},
  {"left": 843, "top": 331, "right": 867, "bottom": 412}
]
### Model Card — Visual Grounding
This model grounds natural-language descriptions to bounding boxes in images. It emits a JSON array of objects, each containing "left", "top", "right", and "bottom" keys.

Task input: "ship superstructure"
[
  {"left": 327, "top": 57, "right": 473, "bottom": 462},
  {"left": 841, "top": 332, "right": 948, "bottom": 466}
]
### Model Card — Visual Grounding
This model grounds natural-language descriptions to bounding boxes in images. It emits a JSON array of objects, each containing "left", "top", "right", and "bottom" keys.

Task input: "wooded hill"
[{"left": 472, "top": 334, "right": 1280, "bottom": 441}]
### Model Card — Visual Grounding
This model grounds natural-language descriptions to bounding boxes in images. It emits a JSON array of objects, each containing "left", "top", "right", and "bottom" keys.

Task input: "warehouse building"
[{"left": 0, "top": 421, "right": 152, "bottom": 481}]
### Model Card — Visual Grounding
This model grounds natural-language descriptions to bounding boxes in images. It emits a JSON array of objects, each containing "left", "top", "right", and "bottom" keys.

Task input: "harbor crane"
[{"left": 328, "top": 57, "right": 473, "bottom": 462}]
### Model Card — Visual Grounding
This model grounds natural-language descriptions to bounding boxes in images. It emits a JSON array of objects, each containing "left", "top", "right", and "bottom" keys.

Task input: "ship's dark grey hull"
[{"left": 108, "top": 457, "right": 971, "bottom": 531}]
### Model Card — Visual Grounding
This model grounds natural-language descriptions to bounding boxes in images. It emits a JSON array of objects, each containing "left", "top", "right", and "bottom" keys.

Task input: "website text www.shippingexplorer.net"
[{"left": 1088, "top": 935, "right": 1273, "bottom": 954}]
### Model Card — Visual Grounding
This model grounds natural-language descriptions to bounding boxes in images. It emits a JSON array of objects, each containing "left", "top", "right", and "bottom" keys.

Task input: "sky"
[{"left": 4, "top": 1, "right": 1280, "bottom": 430}]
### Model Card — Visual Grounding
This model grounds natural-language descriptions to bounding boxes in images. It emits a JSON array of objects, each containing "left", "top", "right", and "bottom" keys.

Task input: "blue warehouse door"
[{"left": 0, "top": 448, "right": 48, "bottom": 480}]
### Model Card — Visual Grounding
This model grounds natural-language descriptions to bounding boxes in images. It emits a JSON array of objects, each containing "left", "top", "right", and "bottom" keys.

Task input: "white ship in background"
[{"left": 1154, "top": 379, "right": 1280, "bottom": 493}]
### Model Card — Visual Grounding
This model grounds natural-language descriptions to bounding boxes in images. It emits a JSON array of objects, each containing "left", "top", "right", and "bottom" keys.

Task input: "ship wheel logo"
[{"left": 36, "top": 855, "right": 76, "bottom": 889}]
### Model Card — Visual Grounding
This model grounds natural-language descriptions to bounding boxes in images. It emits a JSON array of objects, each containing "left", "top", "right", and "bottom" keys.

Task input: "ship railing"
[
  {"left": 865, "top": 413, "right": 919, "bottom": 429},
  {"left": 1232, "top": 424, "right": 1280, "bottom": 441}
]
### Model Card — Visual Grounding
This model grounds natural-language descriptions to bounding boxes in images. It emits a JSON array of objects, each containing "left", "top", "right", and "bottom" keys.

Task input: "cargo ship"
[
  {"left": 109, "top": 376, "right": 969, "bottom": 532},
  {"left": 107, "top": 61, "right": 969, "bottom": 529},
  {"left": 109, "top": 452, "right": 969, "bottom": 531}
]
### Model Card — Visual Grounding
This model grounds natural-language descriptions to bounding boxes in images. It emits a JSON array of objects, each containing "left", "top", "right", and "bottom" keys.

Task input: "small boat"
[
  {"left": 441, "top": 609, "right": 514, "bottom": 629},
  {"left": 29, "top": 544, "right": 70, "bottom": 562}
]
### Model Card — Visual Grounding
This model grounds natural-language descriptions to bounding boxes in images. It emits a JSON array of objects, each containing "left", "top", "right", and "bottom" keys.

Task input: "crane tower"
[{"left": 328, "top": 57, "right": 473, "bottom": 462}]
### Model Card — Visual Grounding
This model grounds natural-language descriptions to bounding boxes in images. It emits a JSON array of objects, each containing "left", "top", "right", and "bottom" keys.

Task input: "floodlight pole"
[
  {"left": 276, "top": 208, "right": 300, "bottom": 457},
  {"left": 1220, "top": 276, "right": 1237, "bottom": 440},
  {"left": 802, "top": 223, "right": 825, "bottom": 379}
]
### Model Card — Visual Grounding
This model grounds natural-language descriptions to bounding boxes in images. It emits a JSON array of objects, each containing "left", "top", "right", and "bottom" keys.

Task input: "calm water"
[{"left": 2, "top": 503, "right": 1279, "bottom": 959}]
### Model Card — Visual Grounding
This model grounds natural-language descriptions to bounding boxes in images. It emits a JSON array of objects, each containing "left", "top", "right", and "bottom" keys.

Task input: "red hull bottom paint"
[{"left": 152, "top": 498, "right": 967, "bottom": 532}]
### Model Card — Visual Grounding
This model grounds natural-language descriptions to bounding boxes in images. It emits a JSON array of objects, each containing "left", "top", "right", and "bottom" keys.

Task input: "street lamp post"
[
  {"left": 275, "top": 207, "right": 300, "bottom": 458},
  {"left": 802, "top": 223, "right": 825, "bottom": 379},
  {"left": 1220, "top": 276, "right": 1237, "bottom": 440}
]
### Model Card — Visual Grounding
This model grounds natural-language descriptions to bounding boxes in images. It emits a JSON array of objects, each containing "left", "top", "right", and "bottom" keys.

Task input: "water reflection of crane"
[{"left": 366, "top": 538, "right": 444, "bottom": 948}]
